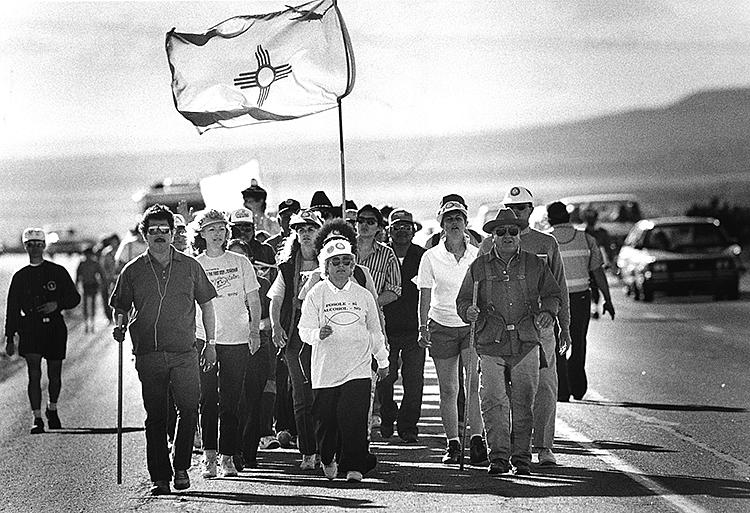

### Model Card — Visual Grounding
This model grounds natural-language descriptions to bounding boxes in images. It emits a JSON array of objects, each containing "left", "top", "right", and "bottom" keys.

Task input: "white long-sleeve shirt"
[{"left": 298, "top": 279, "right": 388, "bottom": 389}]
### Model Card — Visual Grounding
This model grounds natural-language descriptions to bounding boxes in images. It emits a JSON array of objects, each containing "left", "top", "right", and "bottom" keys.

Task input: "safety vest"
[{"left": 553, "top": 227, "right": 591, "bottom": 293}]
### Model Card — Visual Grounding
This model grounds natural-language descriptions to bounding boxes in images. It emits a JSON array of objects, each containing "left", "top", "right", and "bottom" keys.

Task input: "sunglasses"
[
  {"left": 391, "top": 223, "right": 413, "bottom": 232},
  {"left": 508, "top": 204, "right": 531, "bottom": 212},
  {"left": 329, "top": 257, "right": 353, "bottom": 266},
  {"left": 147, "top": 226, "right": 172, "bottom": 235},
  {"left": 494, "top": 226, "right": 520, "bottom": 237},
  {"left": 357, "top": 217, "right": 378, "bottom": 226},
  {"left": 295, "top": 225, "right": 318, "bottom": 234},
  {"left": 235, "top": 224, "right": 254, "bottom": 231},
  {"left": 25, "top": 240, "right": 45, "bottom": 248}
]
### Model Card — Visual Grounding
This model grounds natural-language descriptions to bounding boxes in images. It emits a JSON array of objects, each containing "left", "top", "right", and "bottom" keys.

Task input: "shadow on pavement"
[
  {"left": 177, "top": 490, "right": 379, "bottom": 508},
  {"left": 579, "top": 399, "right": 747, "bottom": 413},
  {"left": 52, "top": 426, "right": 145, "bottom": 434}
]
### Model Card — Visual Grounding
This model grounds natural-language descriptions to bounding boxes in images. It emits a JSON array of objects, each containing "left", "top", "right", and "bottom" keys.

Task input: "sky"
[{"left": 2, "top": 0, "right": 750, "bottom": 159}]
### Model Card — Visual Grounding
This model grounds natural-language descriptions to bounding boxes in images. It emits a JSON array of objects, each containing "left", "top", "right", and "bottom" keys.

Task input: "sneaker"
[
  {"left": 201, "top": 451, "right": 217, "bottom": 478},
  {"left": 379, "top": 422, "right": 394, "bottom": 439},
  {"left": 173, "top": 469, "right": 190, "bottom": 490},
  {"left": 259, "top": 435, "right": 280, "bottom": 450},
  {"left": 277, "top": 430, "right": 296, "bottom": 448},
  {"left": 193, "top": 426, "right": 202, "bottom": 450},
  {"left": 45, "top": 409, "right": 61, "bottom": 429},
  {"left": 219, "top": 454, "right": 238, "bottom": 477},
  {"left": 370, "top": 414, "right": 381, "bottom": 429},
  {"left": 30, "top": 417, "right": 45, "bottom": 434},
  {"left": 469, "top": 436, "right": 489, "bottom": 465},
  {"left": 514, "top": 464, "right": 532, "bottom": 476},
  {"left": 323, "top": 461, "right": 338, "bottom": 480},
  {"left": 300, "top": 454, "right": 317, "bottom": 470},
  {"left": 364, "top": 452, "right": 377, "bottom": 475},
  {"left": 150, "top": 480, "right": 171, "bottom": 495},
  {"left": 538, "top": 448, "right": 557, "bottom": 466},
  {"left": 441, "top": 439, "right": 461, "bottom": 465},
  {"left": 233, "top": 454, "right": 245, "bottom": 472},
  {"left": 346, "top": 470, "right": 363, "bottom": 482},
  {"left": 487, "top": 460, "right": 512, "bottom": 475}
]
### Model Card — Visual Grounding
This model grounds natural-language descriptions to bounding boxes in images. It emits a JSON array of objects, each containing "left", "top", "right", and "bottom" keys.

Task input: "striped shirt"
[{"left": 358, "top": 240, "right": 402, "bottom": 298}]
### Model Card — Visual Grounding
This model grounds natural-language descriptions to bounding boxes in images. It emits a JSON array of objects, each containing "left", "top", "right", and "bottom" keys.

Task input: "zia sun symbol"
[{"left": 233, "top": 45, "right": 292, "bottom": 107}]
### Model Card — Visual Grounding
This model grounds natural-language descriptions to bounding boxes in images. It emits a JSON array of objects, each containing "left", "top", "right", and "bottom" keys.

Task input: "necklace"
[{"left": 147, "top": 249, "right": 173, "bottom": 349}]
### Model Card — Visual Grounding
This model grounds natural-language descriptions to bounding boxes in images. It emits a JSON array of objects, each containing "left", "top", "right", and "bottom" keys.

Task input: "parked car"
[
  {"left": 617, "top": 217, "right": 742, "bottom": 301},
  {"left": 45, "top": 227, "right": 95, "bottom": 256},
  {"left": 560, "top": 193, "right": 642, "bottom": 254}
]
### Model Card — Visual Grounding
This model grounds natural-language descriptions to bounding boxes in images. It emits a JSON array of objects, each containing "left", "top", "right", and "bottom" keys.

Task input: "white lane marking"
[
  {"left": 701, "top": 325, "right": 725, "bottom": 334},
  {"left": 556, "top": 418, "right": 710, "bottom": 513}
]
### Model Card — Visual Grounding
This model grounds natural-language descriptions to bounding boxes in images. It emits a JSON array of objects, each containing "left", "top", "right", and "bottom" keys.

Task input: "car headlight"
[
  {"left": 715, "top": 259, "right": 733, "bottom": 270},
  {"left": 652, "top": 262, "right": 668, "bottom": 272}
]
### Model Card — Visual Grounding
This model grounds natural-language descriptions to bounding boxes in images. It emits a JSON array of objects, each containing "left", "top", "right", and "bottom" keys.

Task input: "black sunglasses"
[
  {"left": 357, "top": 217, "right": 378, "bottom": 226},
  {"left": 147, "top": 226, "right": 172, "bottom": 235},
  {"left": 329, "top": 257, "right": 353, "bottom": 266},
  {"left": 494, "top": 227, "right": 520, "bottom": 236}
]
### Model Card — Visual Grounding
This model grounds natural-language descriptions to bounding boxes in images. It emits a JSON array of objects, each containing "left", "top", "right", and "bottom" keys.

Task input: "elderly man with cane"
[
  {"left": 457, "top": 208, "right": 562, "bottom": 476},
  {"left": 110, "top": 204, "right": 217, "bottom": 495}
]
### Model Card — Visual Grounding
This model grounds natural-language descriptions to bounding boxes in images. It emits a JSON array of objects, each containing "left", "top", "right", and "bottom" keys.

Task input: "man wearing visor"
[{"left": 458, "top": 208, "right": 562, "bottom": 476}]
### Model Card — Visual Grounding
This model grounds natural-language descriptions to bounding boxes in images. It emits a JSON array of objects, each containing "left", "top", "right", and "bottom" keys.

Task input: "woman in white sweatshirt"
[{"left": 298, "top": 238, "right": 389, "bottom": 483}]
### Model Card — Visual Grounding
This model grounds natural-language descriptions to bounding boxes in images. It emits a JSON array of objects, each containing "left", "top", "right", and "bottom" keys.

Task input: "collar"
[
  {"left": 489, "top": 245, "right": 520, "bottom": 264},
  {"left": 325, "top": 278, "right": 352, "bottom": 293}
]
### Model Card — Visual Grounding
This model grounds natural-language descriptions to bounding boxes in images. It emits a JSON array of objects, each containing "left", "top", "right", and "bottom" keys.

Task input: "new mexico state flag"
[{"left": 166, "top": 0, "right": 355, "bottom": 133}]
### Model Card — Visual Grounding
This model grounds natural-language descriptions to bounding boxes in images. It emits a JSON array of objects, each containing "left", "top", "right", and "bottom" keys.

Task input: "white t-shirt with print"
[{"left": 195, "top": 251, "right": 260, "bottom": 344}]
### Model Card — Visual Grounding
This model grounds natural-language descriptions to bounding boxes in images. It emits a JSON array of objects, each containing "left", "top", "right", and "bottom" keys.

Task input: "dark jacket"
[{"left": 383, "top": 243, "right": 425, "bottom": 336}]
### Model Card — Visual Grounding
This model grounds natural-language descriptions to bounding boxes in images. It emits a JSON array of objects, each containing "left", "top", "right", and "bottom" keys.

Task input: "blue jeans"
[
  {"left": 478, "top": 351, "right": 539, "bottom": 467},
  {"left": 377, "top": 332, "right": 426, "bottom": 437},
  {"left": 135, "top": 349, "right": 200, "bottom": 482}
]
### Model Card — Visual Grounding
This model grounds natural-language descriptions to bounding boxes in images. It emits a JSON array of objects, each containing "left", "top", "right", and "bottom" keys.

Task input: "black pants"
[
  {"left": 241, "top": 336, "right": 272, "bottom": 462},
  {"left": 377, "top": 332, "right": 426, "bottom": 438},
  {"left": 313, "top": 378, "right": 373, "bottom": 473},
  {"left": 557, "top": 290, "right": 591, "bottom": 400}
]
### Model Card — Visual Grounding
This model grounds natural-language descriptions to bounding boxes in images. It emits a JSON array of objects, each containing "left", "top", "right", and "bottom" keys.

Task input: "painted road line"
[{"left": 556, "top": 417, "right": 710, "bottom": 513}]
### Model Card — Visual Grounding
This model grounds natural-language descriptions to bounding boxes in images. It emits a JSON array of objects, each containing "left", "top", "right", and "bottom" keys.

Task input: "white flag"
[{"left": 166, "top": 0, "right": 355, "bottom": 133}]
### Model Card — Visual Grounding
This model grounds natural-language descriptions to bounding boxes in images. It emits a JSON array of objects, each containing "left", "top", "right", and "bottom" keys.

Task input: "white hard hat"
[
  {"left": 22, "top": 228, "right": 46, "bottom": 243},
  {"left": 502, "top": 186, "right": 534, "bottom": 205}
]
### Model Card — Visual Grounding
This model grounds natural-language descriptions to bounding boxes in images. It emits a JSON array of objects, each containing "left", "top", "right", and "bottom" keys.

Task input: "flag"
[{"left": 166, "top": 0, "right": 355, "bottom": 133}]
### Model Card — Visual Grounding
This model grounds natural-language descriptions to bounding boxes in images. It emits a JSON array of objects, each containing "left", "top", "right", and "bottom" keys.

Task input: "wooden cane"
[
  {"left": 459, "top": 281, "right": 479, "bottom": 471},
  {"left": 116, "top": 313, "right": 124, "bottom": 484}
]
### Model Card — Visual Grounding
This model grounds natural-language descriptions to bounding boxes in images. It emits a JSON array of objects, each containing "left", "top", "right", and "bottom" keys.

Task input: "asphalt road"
[{"left": 0, "top": 275, "right": 748, "bottom": 512}]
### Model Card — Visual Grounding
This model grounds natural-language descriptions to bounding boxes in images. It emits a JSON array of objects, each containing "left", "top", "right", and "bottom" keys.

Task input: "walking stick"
[
  {"left": 116, "top": 313, "right": 124, "bottom": 485},
  {"left": 459, "top": 281, "right": 479, "bottom": 471}
]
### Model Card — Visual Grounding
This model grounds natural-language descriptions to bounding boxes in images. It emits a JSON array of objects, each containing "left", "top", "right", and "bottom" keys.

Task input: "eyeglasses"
[
  {"left": 147, "top": 226, "right": 172, "bottom": 235},
  {"left": 25, "top": 241, "right": 45, "bottom": 248},
  {"left": 329, "top": 257, "right": 353, "bottom": 266},
  {"left": 294, "top": 225, "right": 317, "bottom": 234},
  {"left": 357, "top": 217, "right": 378, "bottom": 226},
  {"left": 507, "top": 204, "right": 531, "bottom": 212},
  {"left": 391, "top": 223, "right": 413, "bottom": 232},
  {"left": 494, "top": 226, "right": 520, "bottom": 237}
]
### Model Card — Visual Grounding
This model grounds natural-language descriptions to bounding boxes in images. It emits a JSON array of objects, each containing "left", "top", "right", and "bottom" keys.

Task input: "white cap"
[
  {"left": 228, "top": 208, "right": 254, "bottom": 225},
  {"left": 22, "top": 228, "right": 46, "bottom": 243},
  {"left": 173, "top": 214, "right": 187, "bottom": 228},
  {"left": 318, "top": 238, "right": 354, "bottom": 269},
  {"left": 502, "top": 186, "right": 534, "bottom": 205},
  {"left": 436, "top": 200, "right": 468, "bottom": 225}
]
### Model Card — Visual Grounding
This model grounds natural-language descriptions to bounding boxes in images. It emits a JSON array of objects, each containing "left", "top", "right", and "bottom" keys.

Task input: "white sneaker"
[
  {"left": 370, "top": 415, "right": 381, "bottom": 429},
  {"left": 201, "top": 450, "right": 217, "bottom": 478},
  {"left": 259, "top": 435, "right": 281, "bottom": 450},
  {"left": 219, "top": 454, "right": 238, "bottom": 477},
  {"left": 538, "top": 448, "right": 557, "bottom": 466},
  {"left": 193, "top": 426, "right": 202, "bottom": 450},
  {"left": 346, "top": 470, "right": 363, "bottom": 482},
  {"left": 323, "top": 461, "right": 338, "bottom": 480},
  {"left": 300, "top": 454, "right": 317, "bottom": 470}
]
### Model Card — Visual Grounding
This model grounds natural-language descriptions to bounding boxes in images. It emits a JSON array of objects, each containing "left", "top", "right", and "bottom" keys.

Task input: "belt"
[{"left": 494, "top": 324, "right": 515, "bottom": 344}]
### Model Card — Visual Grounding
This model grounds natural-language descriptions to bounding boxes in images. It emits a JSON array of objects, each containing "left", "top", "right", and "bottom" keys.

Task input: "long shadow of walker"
[
  {"left": 51, "top": 426, "right": 144, "bottom": 434},
  {"left": 178, "top": 490, "right": 379, "bottom": 508},
  {"left": 578, "top": 399, "right": 747, "bottom": 413}
]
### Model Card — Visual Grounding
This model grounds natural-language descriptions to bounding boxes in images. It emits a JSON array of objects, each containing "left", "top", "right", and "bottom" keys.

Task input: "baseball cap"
[
  {"left": 22, "top": 228, "right": 46, "bottom": 243},
  {"left": 192, "top": 209, "right": 228, "bottom": 230},
  {"left": 502, "top": 186, "right": 534, "bottom": 205},
  {"left": 546, "top": 201, "right": 570, "bottom": 225},
  {"left": 357, "top": 204, "right": 384, "bottom": 226},
  {"left": 389, "top": 209, "right": 417, "bottom": 228},
  {"left": 320, "top": 238, "right": 354, "bottom": 262},
  {"left": 290, "top": 209, "right": 324, "bottom": 229},
  {"left": 228, "top": 208, "right": 255, "bottom": 225},
  {"left": 277, "top": 198, "right": 301, "bottom": 215}
]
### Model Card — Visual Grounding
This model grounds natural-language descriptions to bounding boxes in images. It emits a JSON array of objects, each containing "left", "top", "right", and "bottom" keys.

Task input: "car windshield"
[
  {"left": 643, "top": 223, "right": 729, "bottom": 252},
  {"left": 586, "top": 201, "right": 641, "bottom": 223}
]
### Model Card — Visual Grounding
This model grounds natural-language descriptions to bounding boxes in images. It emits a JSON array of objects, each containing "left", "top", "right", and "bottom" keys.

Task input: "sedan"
[{"left": 617, "top": 217, "right": 742, "bottom": 301}]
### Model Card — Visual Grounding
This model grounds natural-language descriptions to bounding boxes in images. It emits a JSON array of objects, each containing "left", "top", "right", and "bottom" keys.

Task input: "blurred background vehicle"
[
  {"left": 45, "top": 226, "right": 96, "bottom": 256},
  {"left": 471, "top": 203, "right": 550, "bottom": 235},
  {"left": 560, "top": 194, "right": 642, "bottom": 254},
  {"left": 617, "top": 217, "right": 743, "bottom": 302}
]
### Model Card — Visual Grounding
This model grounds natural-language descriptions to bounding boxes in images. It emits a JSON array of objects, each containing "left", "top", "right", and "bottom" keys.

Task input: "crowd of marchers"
[{"left": 4, "top": 183, "right": 615, "bottom": 494}]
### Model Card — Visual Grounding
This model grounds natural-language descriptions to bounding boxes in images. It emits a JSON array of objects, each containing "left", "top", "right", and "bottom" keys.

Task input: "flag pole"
[{"left": 338, "top": 97, "right": 347, "bottom": 218}]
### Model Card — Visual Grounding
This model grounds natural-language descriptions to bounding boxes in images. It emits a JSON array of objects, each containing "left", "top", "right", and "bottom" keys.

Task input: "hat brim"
[
  {"left": 198, "top": 219, "right": 228, "bottom": 230},
  {"left": 483, "top": 218, "right": 524, "bottom": 233}
]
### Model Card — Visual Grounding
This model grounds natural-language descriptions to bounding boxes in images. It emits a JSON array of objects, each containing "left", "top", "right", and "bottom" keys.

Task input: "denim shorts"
[{"left": 428, "top": 320, "right": 471, "bottom": 359}]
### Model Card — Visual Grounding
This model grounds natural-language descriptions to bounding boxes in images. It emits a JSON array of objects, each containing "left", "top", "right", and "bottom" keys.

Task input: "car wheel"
[{"left": 642, "top": 284, "right": 654, "bottom": 302}]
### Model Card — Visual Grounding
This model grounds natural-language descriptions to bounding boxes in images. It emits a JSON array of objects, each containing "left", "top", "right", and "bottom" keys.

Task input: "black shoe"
[
  {"left": 30, "top": 417, "right": 45, "bottom": 434},
  {"left": 364, "top": 452, "right": 377, "bottom": 475},
  {"left": 441, "top": 440, "right": 461, "bottom": 465},
  {"left": 469, "top": 436, "right": 489, "bottom": 465},
  {"left": 233, "top": 454, "right": 245, "bottom": 472},
  {"left": 514, "top": 464, "right": 532, "bottom": 476},
  {"left": 592, "top": 311, "right": 600, "bottom": 320},
  {"left": 487, "top": 460, "right": 512, "bottom": 475},
  {"left": 45, "top": 408, "right": 61, "bottom": 429},
  {"left": 150, "top": 480, "right": 171, "bottom": 495},
  {"left": 380, "top": 422, "right": 394, "bottom": 439},
  {"left": 399, "top": 432, "right": 418, "bottom": 443},
  {"left": 173, "top": 469, "right": 190, "bottom": 490}
]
